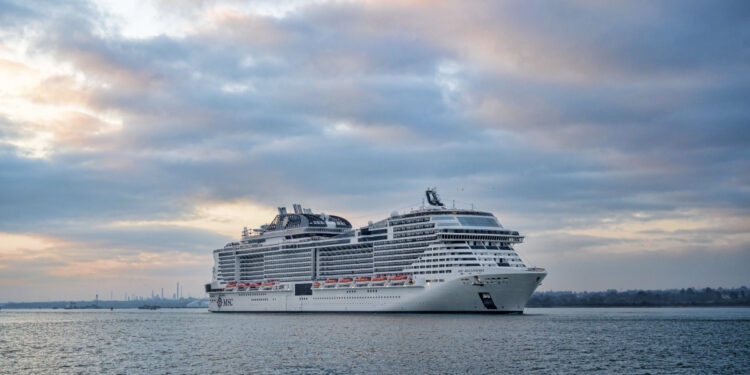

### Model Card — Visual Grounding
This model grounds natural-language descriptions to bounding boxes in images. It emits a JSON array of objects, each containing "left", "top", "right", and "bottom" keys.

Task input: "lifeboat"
[
  {"left": 224, "top": 283, "right": 237, "bottom": 290},
  {"left": 390, "top": 276, "right": 408, "bottom": 286},
  {"left": 355, "top": 277, "right": 371, "bottom": 286},
  {"left": 370, "top": 277, "right": 387, "bottom": 286},
  {"left": 313, "top": 282, "right": 322, "bottom": 288},
  {"left": 324, "top": 279, "right": 338, "bottom": 288},
  {"left": 248, "top": 282, "right": 260, "bottom": 288},
  {"left": 337, "top": 278, "right": 353, "bottom": 288},
  {"left": 262, "top": 282, "right": 275, "bottom": 286}
]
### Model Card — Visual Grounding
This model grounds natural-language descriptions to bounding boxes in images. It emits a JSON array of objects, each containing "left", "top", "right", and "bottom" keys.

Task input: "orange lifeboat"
[
  {"left": 248, "top": 282, "right": 260, "bottom": 288},
  {"left": 339, "top": 278, "right": 353, "bottom": 283},
  {"left": 262, "top": 282, "right": 275, "bottom": 287},
  {"left": 390, "top": 276, "right": 408, "bottom": 281},
  {"left": 313, "top": 282, "right": 321, "bottom": 287},
  {"left": 325, "top": 279, "right": 338, "bottom": 284},
  {"left": 355, "top": 277, "right": 371, "bottom": 283},
  {"left": 372, "top": 277, "right": 388, "bottom": 282}
]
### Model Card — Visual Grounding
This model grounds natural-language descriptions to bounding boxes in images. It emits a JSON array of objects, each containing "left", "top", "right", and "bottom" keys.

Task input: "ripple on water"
[{"left": 0, "top": 308, "right": 748, "bottom": 374}]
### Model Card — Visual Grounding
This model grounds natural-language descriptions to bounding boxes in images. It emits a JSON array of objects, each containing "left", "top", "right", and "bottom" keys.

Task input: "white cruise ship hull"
[{"left": 209, "top": 270, "right": 545, "bottom": 313}]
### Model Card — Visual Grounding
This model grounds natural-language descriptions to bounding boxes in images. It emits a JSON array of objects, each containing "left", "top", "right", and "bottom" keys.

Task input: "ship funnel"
[
  {"left": 425, "top": 188, "right": 444, "bottom": 207},
  {"left": 278, "top": 207, "right": 287, "bottom": 215},
  {"left": 293, "top": 204, "right": 303, "bottom": 214}
]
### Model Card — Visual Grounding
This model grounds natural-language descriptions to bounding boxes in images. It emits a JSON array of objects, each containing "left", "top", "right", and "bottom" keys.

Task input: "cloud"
[
  {"left": 0, "top": 0, "right": 748, "bottom": 300},
  {"left": 113, "top": 199, "right": 278, "bottom": 237}
]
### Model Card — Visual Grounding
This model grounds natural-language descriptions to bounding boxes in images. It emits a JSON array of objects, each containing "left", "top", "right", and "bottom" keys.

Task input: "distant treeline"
[
  {"left": 0, "top": 297, "right": 208, "bottom": 309},
  {"left": 527, "top": 287, "right": 750, "bottom": 307}
]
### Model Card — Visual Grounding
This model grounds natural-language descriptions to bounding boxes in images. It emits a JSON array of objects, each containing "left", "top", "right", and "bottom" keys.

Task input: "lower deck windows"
[
  {"left": 310, "top": 295, "right": 402, "bottom": 300},
  {"left": 415, "top": 270, "right": 451, "bottom": 274}
]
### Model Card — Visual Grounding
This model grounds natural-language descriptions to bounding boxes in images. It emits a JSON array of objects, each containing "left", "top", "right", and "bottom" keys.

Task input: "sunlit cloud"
[
  {"left": 0, "top": 39, "right": 123, "bottom": 158},
  {"left": 0, "top": 232, "right": 69, "bottom": 265},
  {"left": 46, "top": 250, "right": 205, "bottom": 278},
  {"left": 113, "top": 199, "right": 277, "bottom": 238}
]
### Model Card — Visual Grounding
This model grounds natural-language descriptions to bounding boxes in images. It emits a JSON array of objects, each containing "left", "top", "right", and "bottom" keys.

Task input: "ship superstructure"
[{"left": 207, "top": 189, "right": 546, "bottom": 313}]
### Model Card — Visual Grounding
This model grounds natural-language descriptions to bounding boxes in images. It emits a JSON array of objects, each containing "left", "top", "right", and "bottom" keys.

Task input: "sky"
[{"left": 0, "top": 0, "right": 748, "bottom": 302}]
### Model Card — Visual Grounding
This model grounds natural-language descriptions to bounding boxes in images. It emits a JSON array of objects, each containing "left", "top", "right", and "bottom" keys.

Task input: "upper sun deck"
[
  {"left": 215, "top": 204, "right": 353, "bottom": 251},
  {"left": 255, "top": 204, "right": 351, "bottom": 234}
]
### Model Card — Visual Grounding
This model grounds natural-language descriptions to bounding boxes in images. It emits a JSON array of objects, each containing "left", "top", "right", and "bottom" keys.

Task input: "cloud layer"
[{"left": 1, "top": 0, "right": 748, "bottom": 300}]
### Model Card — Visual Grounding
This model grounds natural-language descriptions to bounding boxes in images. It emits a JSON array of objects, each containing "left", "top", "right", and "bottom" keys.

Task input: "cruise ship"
[{"left": 206, "top": 189, "right": 546, "bottom": 313}]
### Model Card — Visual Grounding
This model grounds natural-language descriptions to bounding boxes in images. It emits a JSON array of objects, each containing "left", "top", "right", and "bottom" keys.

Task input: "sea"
[{"left": 1, "top": 307, "right": 748, "bottom": 374}]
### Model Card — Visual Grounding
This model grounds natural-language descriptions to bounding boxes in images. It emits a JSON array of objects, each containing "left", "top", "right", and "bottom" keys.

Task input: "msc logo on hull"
[{"left": 214, "top": 297, "right": 233, "bottom": 309}]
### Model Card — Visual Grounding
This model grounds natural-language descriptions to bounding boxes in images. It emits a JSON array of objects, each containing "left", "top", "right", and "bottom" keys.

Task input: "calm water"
[{"left": 1, "top": 308, "right": 748, "bottom": 374}]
